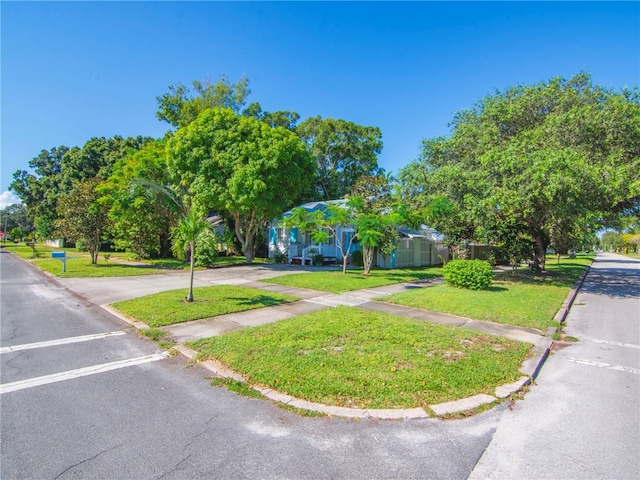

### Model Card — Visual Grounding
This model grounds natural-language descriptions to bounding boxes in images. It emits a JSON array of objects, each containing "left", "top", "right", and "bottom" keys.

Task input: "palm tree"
[
  {"left": 133, "top": 178, "right": 215, "bottom": 303},
  {"left": 171, "top": 209, "right": 216, "bottom": 302}
]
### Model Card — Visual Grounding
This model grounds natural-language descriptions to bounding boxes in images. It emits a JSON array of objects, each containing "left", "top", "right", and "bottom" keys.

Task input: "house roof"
[
  {"left": 281, "top": 199, "right": 347, "bottom": 218},
  {"left": 275, "top": 200, "right": 441, "bottom": 240}
]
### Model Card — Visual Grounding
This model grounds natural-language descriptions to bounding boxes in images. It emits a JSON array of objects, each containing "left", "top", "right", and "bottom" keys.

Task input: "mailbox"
[{"left": 51, "top": 251, "right": 67, "bottom": 272}]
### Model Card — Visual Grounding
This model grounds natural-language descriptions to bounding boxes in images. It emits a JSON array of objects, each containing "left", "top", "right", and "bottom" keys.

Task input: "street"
[
  {"left": 470, "top": 252, "right": 640, "bottom": 479},
  {"left": 1, "top": 249, "right": 499, "bottom": 479}
]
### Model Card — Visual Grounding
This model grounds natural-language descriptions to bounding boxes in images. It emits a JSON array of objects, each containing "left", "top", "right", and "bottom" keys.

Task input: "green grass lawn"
[
  {"left": 1, "top": 243, "right": 72, "bottom": 259},
  {"left": 2, "top": 244, "right": 166, "bottom": 276},
  {"left": 34, "top": 258, "right": 166, "bottom": 278},
  {"left": 140, "top": 256, "right": 270, "bottom": 269},
  {"left": 260, "top": 267, "right": 444, "bottom": 294},
  {"left": 189, "top": 306, "right": 531, "bottom": 409},
  {"left": 380, "top": 256, "right": 593, "bottom": 331},
  {"left": 3, "top": 243, "right": 270, "bottom": 276},
  {"left": 112, "top": 285, "right": 300, "bottom": 327}
]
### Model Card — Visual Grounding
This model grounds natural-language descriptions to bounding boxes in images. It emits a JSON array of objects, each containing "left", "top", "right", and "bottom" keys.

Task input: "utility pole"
[{"left": 1, "top": 207, "right": 6, "bottom": 244}]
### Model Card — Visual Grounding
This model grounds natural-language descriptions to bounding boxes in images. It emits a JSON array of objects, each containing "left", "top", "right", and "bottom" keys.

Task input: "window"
[{"left": 323, "top": 228, "right": 335, "bottom": 246}]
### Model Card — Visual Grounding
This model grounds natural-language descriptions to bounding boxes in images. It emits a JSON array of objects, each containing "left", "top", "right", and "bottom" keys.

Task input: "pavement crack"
[
  {"left": 3, "top": 350, "right": 24, "bottom": 375},
  {"left": 156, "top": 454, "right": 194, "bottom": 479},
  {"left": 182, "top": 415, "right": 219, "bottom": 450},
  {"left": 152, "top": 415, "right": 219, "bottom": 479},
  {"left": 53, "top": 443, "right": 123, "bottom": 479}
]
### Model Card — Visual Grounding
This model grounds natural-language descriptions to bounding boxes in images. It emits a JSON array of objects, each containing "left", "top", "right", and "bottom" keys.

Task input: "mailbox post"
[{"left": 51, "top": 251, "right": 66, "bottom": 272}]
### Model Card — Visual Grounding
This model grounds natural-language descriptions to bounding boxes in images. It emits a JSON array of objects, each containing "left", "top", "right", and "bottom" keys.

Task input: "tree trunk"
[
  {"left": 534, "top": 235, "right": 547, "bottom": 271},
  {"left": 363, "top": 245, "right": 375, "bottom": 275},
  {"left": 89, "top": 231, "right": 100, "bottom": 265},
  {"left": 90, "top": 241, "right": 99, "bottom": 264},
  {"left": 244, "top": 234, "right": 254, "bottom": 264},
  {"left": 340, "top": 234, "right": 356, "bottom": 274},
  {"left": 234, "top": 212, "right": 257, "bottom": 264},
  {"left": 186, "top": 242, "right": 195, "bottom": 302}
]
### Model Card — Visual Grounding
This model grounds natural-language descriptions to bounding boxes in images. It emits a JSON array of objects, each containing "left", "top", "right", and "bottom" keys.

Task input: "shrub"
[
  {"left": 443, "top": 259, "right": 493, "bottom": 290},
  {"left": 195, "top": 242, "right": 219, "bottom": 267},
  {"left": 273, "top": 250, "right": 288, "bottom": 264},
  {"left": 351, "top": 250, "right": 364, "bottom": 267},
  {"left": 312, "top": 252, "right": 324, "bottom": 266}
]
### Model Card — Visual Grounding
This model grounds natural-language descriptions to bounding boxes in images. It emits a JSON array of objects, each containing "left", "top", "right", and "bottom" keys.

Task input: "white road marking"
[
  {"left": 0, "top": 352, "right": 168, "bottom": 394},
  {"left": 0, "top": 331, "right": 127, "bottom": 354},
  {"left": 586, "top": 338, "right": 640, "bottom": 350},
  {"left": 560, "top": 356, "right": 640, "bottom": 375}
]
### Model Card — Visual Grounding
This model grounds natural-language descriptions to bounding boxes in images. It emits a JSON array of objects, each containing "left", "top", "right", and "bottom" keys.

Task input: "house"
[
  {"left": 206, "top": 212, "right": 233, "bottom": 254},
  {"left": 269, "top": 200, "right": 350, "bottom": 265},
  {"left": 268, "top": 200, "right": 448, "bottom": 268}
]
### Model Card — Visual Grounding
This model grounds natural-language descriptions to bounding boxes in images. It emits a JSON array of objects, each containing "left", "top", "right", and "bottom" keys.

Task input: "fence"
[{"left": 378, "top": 238, "right": 448, "bottom": 268}]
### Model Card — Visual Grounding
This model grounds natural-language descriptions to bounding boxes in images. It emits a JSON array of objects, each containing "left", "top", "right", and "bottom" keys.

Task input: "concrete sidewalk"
[{"left": 160, "top": 278, "right": 543, "bottom": 347}]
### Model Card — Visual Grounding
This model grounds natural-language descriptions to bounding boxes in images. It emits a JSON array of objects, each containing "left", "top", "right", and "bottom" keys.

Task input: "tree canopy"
[
  {"left": 156, "top": 74, "right": 251, "bottom": 128},
  {"left": 55, "top": 178, "right": 110, "bottom": 264},
  {"left": 98, "top": 140, "right": 176, "bottom": 258},
  {"left": 11, "top": 136, "right": 152, "bottom": 241},
  {"left": 296, "top": 116, "right": 384, "bottom": 200},
  {"left": 166, "top": 108, "right": 315, "bottom": 263},
  {"left": 398, "top": 72, "right": 640, "bottom": 269},
  {"left": 242, "top": 102, "right": 300, "bottom": 131}
]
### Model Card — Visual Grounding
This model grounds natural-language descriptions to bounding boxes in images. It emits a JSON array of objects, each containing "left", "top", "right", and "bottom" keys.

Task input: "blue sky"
[{"left": 2, "top": 1, "right": 638, "bottom": 206}]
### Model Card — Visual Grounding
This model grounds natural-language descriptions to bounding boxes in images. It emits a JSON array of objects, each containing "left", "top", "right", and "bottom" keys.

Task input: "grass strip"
[
  {"left": 112, "top": 285, "right": 300, "bottom": 327},
  {"left": 141, "top": 256, "right": 270, "bottom": 269},
  {"left": 32, "top": 258, "right": 165, "bottom": 277},
  {"left": 189, "top": 306, "right": 530, "bottom": 409},
  {"left": 3, "top": 244, "right": 267, "bottom": 276},
  {"left": 380, "top": 256, "right": 592, "bottom": 331},
  {"left": 260, "top": 267, "right": 443, "bottom": 294}
]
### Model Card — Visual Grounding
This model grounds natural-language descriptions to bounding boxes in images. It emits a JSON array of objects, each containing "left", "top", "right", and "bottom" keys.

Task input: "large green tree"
[
  {"left": 99, "top": 140, "right": 176, "bottom": 258},
  {"left": 296, "top": 116, "right": 384, "bottom": 200},
  {"left": 156, "top": 74, "right": 251, "bottom": 128},
  {"left": 166, "top": 108, "right": 315, "bottom": 263},
  {"left": 399, "top": 73, "right": 639, "bottom": 269},
  {"left": 55, "top": 178, "right": 110, "bottom": 264},
  {"left": 11, "top": 146, "right": 68, "bottom": 239}
]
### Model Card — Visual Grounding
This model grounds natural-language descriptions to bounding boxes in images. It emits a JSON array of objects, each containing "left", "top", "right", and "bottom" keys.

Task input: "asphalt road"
[
  {"left": 1, "top": 250, "right": 500, "bottom": 480},
  {"left": 470, "top": 252, "right": 640, "bottom": 479}
]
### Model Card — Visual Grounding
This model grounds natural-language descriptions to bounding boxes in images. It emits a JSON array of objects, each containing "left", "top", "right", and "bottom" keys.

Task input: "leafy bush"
[
  {"left": 195, "top": 242, "right": 219, "bottom": 267},
  {"left": 351, "top": 250, "right": 364, "bottom": 267},
  {"left": 312, "top": 253, "right": 324, "bottom": 266},
  {"left": 273, "top": 250, "right": 288, "bottom": 264},
  {"left": 443, "top": 259, "right": 493, "bottom": 290}
]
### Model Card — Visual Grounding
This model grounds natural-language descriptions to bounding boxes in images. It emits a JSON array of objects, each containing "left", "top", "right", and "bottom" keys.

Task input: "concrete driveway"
[{"left": 58, "top": 263, "right": 318, "bottom": 305}]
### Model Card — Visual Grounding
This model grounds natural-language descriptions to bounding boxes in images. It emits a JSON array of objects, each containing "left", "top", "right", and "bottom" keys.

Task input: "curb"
[
  {"left": 552, "top": 263, "right": 592, "bottom": 325},
  {"left": 173, "top": 342, "right": 545, "bottom": 420}
]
